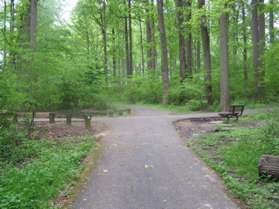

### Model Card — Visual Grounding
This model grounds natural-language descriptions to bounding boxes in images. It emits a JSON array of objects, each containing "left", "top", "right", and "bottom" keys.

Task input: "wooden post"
[
  {"left": 127, "top": 108, "right": 132, "bottom": 115},
  {"left": 66, "top": 113, "right": 72, "bottom": 125},
  {"left": 49, "top": 112, "right": 55, "bottom": 124},
  {"left": 108, "top": 110, "right": 114, "bottom": 117},
  {"left": 84, "top": 115, "right": 92, "bottom": 129}
]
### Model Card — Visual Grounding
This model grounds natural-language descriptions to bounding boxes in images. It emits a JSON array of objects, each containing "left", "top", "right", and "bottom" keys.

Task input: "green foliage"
[
  {"left": 123, "top": 76, "right": 163, "bottom": 104},
  {"left": 189, "top": 109, "right": 279, "bottom": 209},
  {"left": 265, "top": 43, "right": 279, "bottom": 101},
  {"left": 0, "top": 72, "right": 25, "bottom": 111},
  {"left": 0, "top": 136, "right": 94, "bottom": 209}
]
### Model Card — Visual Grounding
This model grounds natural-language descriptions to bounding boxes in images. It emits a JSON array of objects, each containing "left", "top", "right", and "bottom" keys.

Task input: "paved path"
[{"left": 72, "top": 107, "right": 239, "bottom": 209}]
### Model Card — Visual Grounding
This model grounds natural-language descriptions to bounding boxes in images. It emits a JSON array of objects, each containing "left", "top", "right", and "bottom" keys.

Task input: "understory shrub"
[
  {"left": 0, "top": 137, "right": 94, "bottom": 209},
  {"left": 123, "top": 76, "right": 162, "bottom": 103}
]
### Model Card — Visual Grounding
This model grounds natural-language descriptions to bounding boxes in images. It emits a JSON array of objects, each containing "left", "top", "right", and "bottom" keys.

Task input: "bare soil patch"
[
  {"left": 33, "top": 121, "right": 107, "bottom": 140},
  {"left": 175, "top": 117, "right": 224, "bottom": 139}
]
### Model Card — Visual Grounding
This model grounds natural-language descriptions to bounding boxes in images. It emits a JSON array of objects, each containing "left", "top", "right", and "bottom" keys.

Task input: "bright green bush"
[
  {"left": 265, "top": 43, "right": 279, "bottom": 101},
  {"left": 123, "top": 76, "right": 162, "bottom": 104}
]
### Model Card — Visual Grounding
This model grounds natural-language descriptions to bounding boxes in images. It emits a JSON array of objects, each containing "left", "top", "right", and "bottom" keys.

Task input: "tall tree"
[
  {"left": 196, "top": 38, "right": 201, "bottom": 72},
  {"left": 175, "top": 0, "right": 187, "bottom": 81},
  {"left": 145, "top": 0, "right": 156, "bottom": 72},
  {"left": 128, "top": 0, "right": 133, "bottom": 76},
  {"left": 27, "top": 0, "right": 38, "bottom": 50},
  {"left": 185, "top": 0, "right": 193, "bottom": 77},
  {"left": 139, "top": 17, "right": 145, "bottom": 74},
  {"left": 112, "top": 28, "right": 117, "bottom": 77},
  {"left": 157, "top": 0, "right": 169, "bottom": 104},
  {"left": 3, "top": 0, "right": 7, "bottom": 69},
  {"left": 9, "top": 0, "right": 16, "bottom": 69},
  {"left": 219, "top": 5, "right": 230, "bottom": 111},
  {"left": 241, "top": 0, "right": 248, "bottom": 96},
  {"left": 251, "top": 0, "right": 265, "bottom": 99},
  {"left": 269, "top": 0, "right": 275, "bottom": 43},
  {"left": 198, "top": 0, "right": 212, "bottom": 105},
  {"left": 124, "top": 12, "right": 130, "bottom": 76}
]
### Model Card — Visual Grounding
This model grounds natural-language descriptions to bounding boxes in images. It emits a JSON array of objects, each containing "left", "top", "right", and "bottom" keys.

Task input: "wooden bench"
[{"left": 219, "top": 105, "right": 245, "bottom": 121}]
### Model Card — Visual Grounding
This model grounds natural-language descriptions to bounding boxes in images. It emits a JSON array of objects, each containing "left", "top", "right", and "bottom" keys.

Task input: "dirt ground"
[
  {"left": 175, "top": 117, "right": 224, "bottom": 139},
  {"left": 33, "top": 121, "right": 107, "bottom": 140}
]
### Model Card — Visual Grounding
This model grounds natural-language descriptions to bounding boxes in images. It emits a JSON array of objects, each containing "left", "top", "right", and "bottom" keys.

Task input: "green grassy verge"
[
  {"left": 188, "top": 109, "right": 279, "bottom": 209},
  {"left": 0, "top": 137, "right": 96, "bottom": 209}
]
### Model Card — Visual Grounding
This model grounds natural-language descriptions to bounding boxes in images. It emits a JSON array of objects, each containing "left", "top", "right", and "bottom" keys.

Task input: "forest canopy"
[{"left": 0, "top": 0, "right": 278, "bottom": 113}]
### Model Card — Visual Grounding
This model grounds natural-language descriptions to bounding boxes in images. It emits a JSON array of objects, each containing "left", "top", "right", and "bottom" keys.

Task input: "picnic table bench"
[{"left": 219, "top": 104, "right": 245, "bottom": 121}]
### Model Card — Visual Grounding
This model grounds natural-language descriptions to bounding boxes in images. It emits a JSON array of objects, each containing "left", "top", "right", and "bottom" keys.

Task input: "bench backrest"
[{"left": 230, "top": 105, "right": 245, "bottom": 116}]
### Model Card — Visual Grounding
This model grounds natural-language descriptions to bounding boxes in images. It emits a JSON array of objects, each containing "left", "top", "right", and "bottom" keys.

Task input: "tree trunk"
[
  {"left": 128, "top": 0, "right": 133, "bottom": 76},
  {"left": 186, "top": 0, "right": 193, "bottom": 77},
  {"left": 139, "top": 17, "right": 145, "bottom": 75},
  {"left": 101, "top": 4, "right": 108, "bottom": 82},
  {"left": 198, "top": 0, "right": 213, "bottom": 105},
  {"left": 10, "top": 0, "right": 16, "bottom": 69},
  {"left": 232, "top": 2, "right": 239, "bottom": 58},
  {"left": 196, "top": 38, "right": 201, "bottom": 72},
  {"left": 145, "top": 0, "right": 156, "bottom": 73},
  {"left": 85, "top": 29, "right": 91, "bottom": 67},
  {"left": 29, "top": 0, "right": 38, "bottom": 51},
  {"left": 112, "top": 28, "right": 117, "bottom": 77},
  {"left": 102, "top": 27, "right": 108, "bottom": 82},
  {"left": 175, "top": 0, "right": 187, "bottom": 81},
  {"left": 258, "top": 0, "right": 265, "bottom": 88},
  {"left": 259, "top": 155, "right": 279, "bottom": 180},
  {"left": 124, "top": 15, "right": 130, "bottom": 76},
  {"left": 157, "top": 0, "right": 169, "bottom": 104},
  {"left": 269, "top": 0, "right": 274, "bottom": 43},
  {"left": 251, "top": 0, "right": 265, "bottom": 99},
  {"left": 219, "top": 8, "right": 230, "bottom": 112},
  {"left": 242, "top": 1, "right": 248, "bottom": 96},
  {"left": 3, "top": 0, "right": 7, "bottom": 70}
]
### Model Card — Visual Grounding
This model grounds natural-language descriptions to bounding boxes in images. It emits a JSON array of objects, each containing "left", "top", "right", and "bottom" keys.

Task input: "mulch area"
[
  {"left": 175, "top": 117, "right": 224, "bottom": 139},
  {"left": 32, "top": 121, "right": 107, "bottom": 140}
]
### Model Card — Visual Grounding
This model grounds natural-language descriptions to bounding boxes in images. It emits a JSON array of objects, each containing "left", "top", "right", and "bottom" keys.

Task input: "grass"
[
  {"left": 188, "top": 109, "right": 279, "bottom": 209},
  {"left": 0, "top": 136, "right": 97, "bottom": 209}
]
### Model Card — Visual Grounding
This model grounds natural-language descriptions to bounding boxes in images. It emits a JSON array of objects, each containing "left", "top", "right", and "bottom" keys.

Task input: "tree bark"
[
  {"left": 242, "top": 1, "right": 248, "bottom": 96},
  {"left": 124, "top": 15, "right": 130, "bottom": 76},
  {"left": 157, "top": 0, "right": 169, "bottom": 104},
  {"left": 3, "top": 0, "right": 7, "bottom": 70},
  {"left": 145, "top": 0, "right": 156, "bottom": 73},
  {"left": 28, "top": 0, "right": 38, "bottom": 51},
  {"left": 198, "top": 0, "right": 213, "bottom": 105},
  {"left": 175, "top": 0, "right": 187, "bottom": 81},
  {"left": 258, "top": 0, "right": 265, "bottom": 96},
  {"left": 186, "top": 0, "right": 193, "bottom": 77},
  {"left": 101, "top": 3, "right": 108, "bottom": 82},
  {"left": 269, "top": 0, "right": 275, "bottom": 43},
  {"left": 128, "top": 0, "right": 133, "bottom": 76},
  {"left": 232, "top": 2, "right": 239, "bottom": 58},
  {"left": 219, "top": 8, "right": 230, "bottom": 112},
  {"left": 10, "top": 0, "right": 16, "bottom": 69},
  {"left": 196, "top": 38, "right": 201, "bottom": 72},
  {"left": 139, "top": 17, "right": 145, "bottom": 75},
  {"left": 251, "top": 0, "right": 265, "bottom": 99},
  {"left": 112, "top": 28, "right": 117, "bottom": 77}
]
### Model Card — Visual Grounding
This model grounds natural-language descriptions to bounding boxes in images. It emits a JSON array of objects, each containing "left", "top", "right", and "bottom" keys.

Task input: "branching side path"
[{"left": 72, "top": 107, "right": 239, "bottom": 209}]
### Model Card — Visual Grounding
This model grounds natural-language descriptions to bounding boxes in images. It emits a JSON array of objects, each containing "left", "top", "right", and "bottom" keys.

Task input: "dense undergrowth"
[
  {"left": 0, "top": 119, "right": 95, "bottom": 209},
  {"left": 189, "top": 109, "right": 279, "bottom": 209}
]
